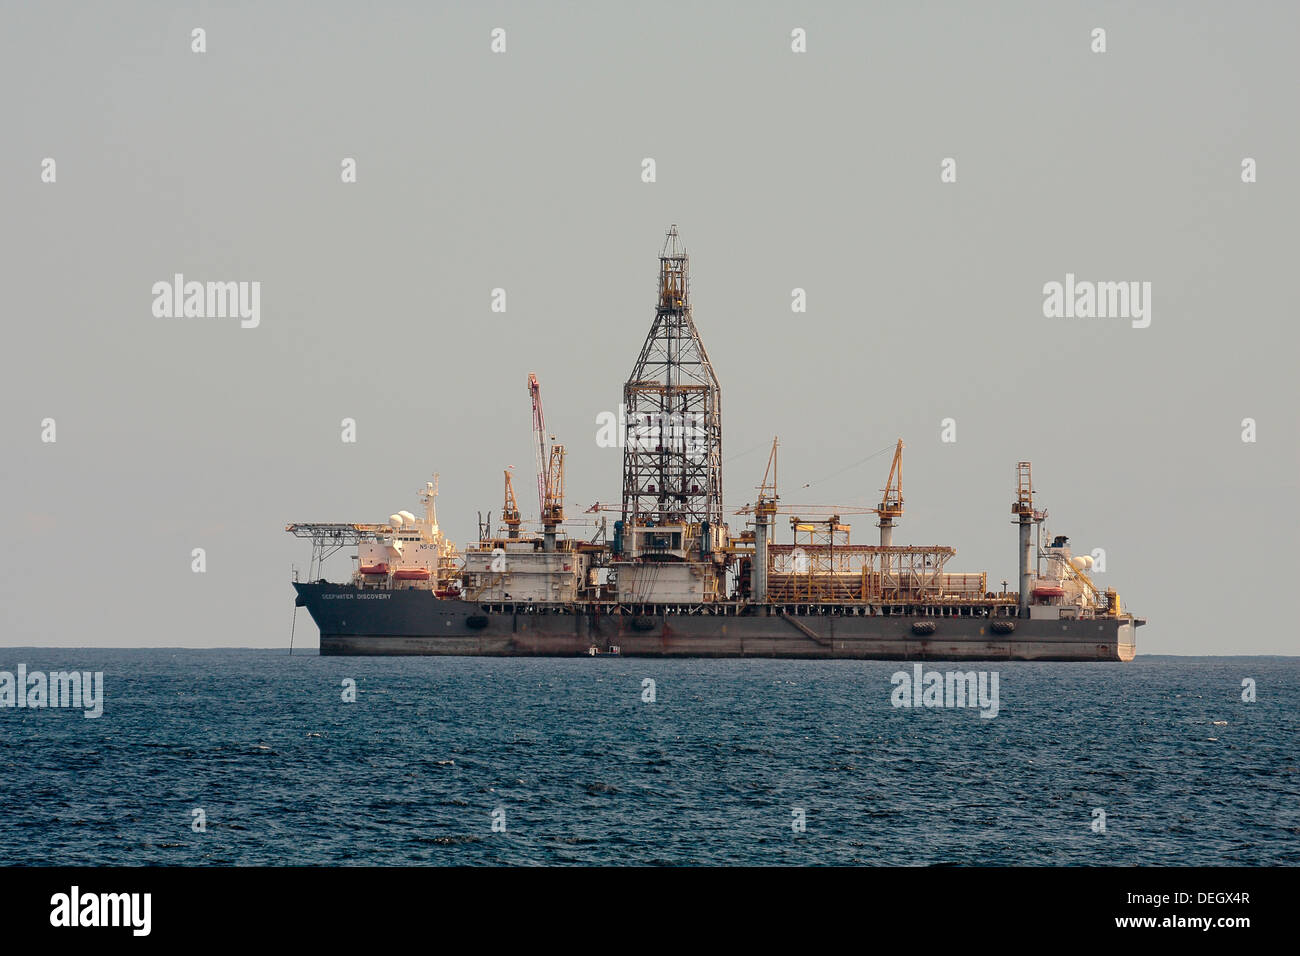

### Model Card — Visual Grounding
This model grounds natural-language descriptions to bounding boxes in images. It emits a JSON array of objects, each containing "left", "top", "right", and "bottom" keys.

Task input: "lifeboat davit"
[
  {"left": 392, "top": 568, "right": 431, "bottom": 581},
  {"left": 359, "top": 563, "right": 390, "bottom": 575},
  {"left": 1033, "top": 585, "right": 1066, "bottom": 599}
]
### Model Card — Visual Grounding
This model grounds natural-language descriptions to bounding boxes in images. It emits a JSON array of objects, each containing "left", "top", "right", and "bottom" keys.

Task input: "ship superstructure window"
[{"left": 644, "top": 532, "right": 681, "bottom": 550}]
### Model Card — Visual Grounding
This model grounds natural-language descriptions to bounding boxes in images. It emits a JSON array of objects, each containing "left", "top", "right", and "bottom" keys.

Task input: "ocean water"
[{"left": 0, "top": 650, "right": 1295, "bottom": 866}]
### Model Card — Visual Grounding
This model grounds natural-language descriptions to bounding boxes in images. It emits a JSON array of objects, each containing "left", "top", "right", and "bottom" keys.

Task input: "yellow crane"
[
  {"left": 755, "top": 436, "right": 779, "bottom": 520},
  {"left": 735, "top": 438, "right": 905, "bottom": 547},
  {"left": 501, "top": 469, "right": 521, "bottom": 539},
  {"left": 527, "top": 372, "right": 566, "bottom": 549},
  {"left": 876, "top": 439, "right": 904, "bottom": 547},
  {"left": 543, "top": 444, "right": 565, "bottom": 531}
]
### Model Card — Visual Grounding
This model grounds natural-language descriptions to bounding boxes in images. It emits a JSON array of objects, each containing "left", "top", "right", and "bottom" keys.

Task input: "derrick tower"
[{"left": 620, "top": 225, "right": 723, "bottom": 541}]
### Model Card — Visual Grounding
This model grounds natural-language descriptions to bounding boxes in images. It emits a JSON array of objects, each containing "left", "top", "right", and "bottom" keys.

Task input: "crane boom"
[
  {"left": 876, "top": 439, "right": 904, "bottom": 546},
  {"left": 878, "top": 439, "right": 903, "bottom": 517},
  {"left": 528, "top": 373, "right": 546, "bottom": 517},
  {"left": 502, "top": 469, "right": 521, "bottom": 538},
  {"left": 758, "top": 437, "right": 779, "bottom": 508},
  {"left": 543, "top": 444, "right": 565, "bottom": 527},
  {"left": 527, "top": 372, "right": 566, "bottom": 549}
]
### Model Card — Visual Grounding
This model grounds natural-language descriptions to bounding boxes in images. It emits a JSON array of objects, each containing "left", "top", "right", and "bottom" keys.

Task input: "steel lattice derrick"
[{"left": 620, "top": 226, "right": 723, "bottom": 532}]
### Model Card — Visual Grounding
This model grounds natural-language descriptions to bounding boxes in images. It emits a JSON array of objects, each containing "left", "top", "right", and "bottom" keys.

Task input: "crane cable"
[{"left": 794, "top": 442, "right": 897, "bottom": 494}]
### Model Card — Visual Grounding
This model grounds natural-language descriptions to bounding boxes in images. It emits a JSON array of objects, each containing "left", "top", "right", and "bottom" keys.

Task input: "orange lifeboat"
[
  {"left": 392, "top": 568, "right": 431, "bottom": 581},
  {"left": 359, "top": 563, "right": 389, "bottom": 575},
  {"left": 1033, "top": 585, "right": 1066, "bottom": 599}
]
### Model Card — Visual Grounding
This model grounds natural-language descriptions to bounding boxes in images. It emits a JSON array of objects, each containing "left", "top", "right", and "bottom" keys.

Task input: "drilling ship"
[{"left": 287, "top": 227, "right": 1144, "bottom": 660}]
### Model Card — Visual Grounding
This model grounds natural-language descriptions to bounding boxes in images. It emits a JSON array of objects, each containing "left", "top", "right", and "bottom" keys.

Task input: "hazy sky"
[{"left": 3, "top": 2, "right": 1297, "bottom": 653}]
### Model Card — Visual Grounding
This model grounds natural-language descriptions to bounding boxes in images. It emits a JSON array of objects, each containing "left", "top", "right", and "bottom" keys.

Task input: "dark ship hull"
[{"left": 294, "top": 582, "right": 1141, "bottom": 661}]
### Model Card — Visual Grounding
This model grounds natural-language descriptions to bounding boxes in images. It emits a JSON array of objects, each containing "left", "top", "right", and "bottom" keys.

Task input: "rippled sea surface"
[{"left": 0, "top": 651, "right": 1296, "bottom": 865}]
